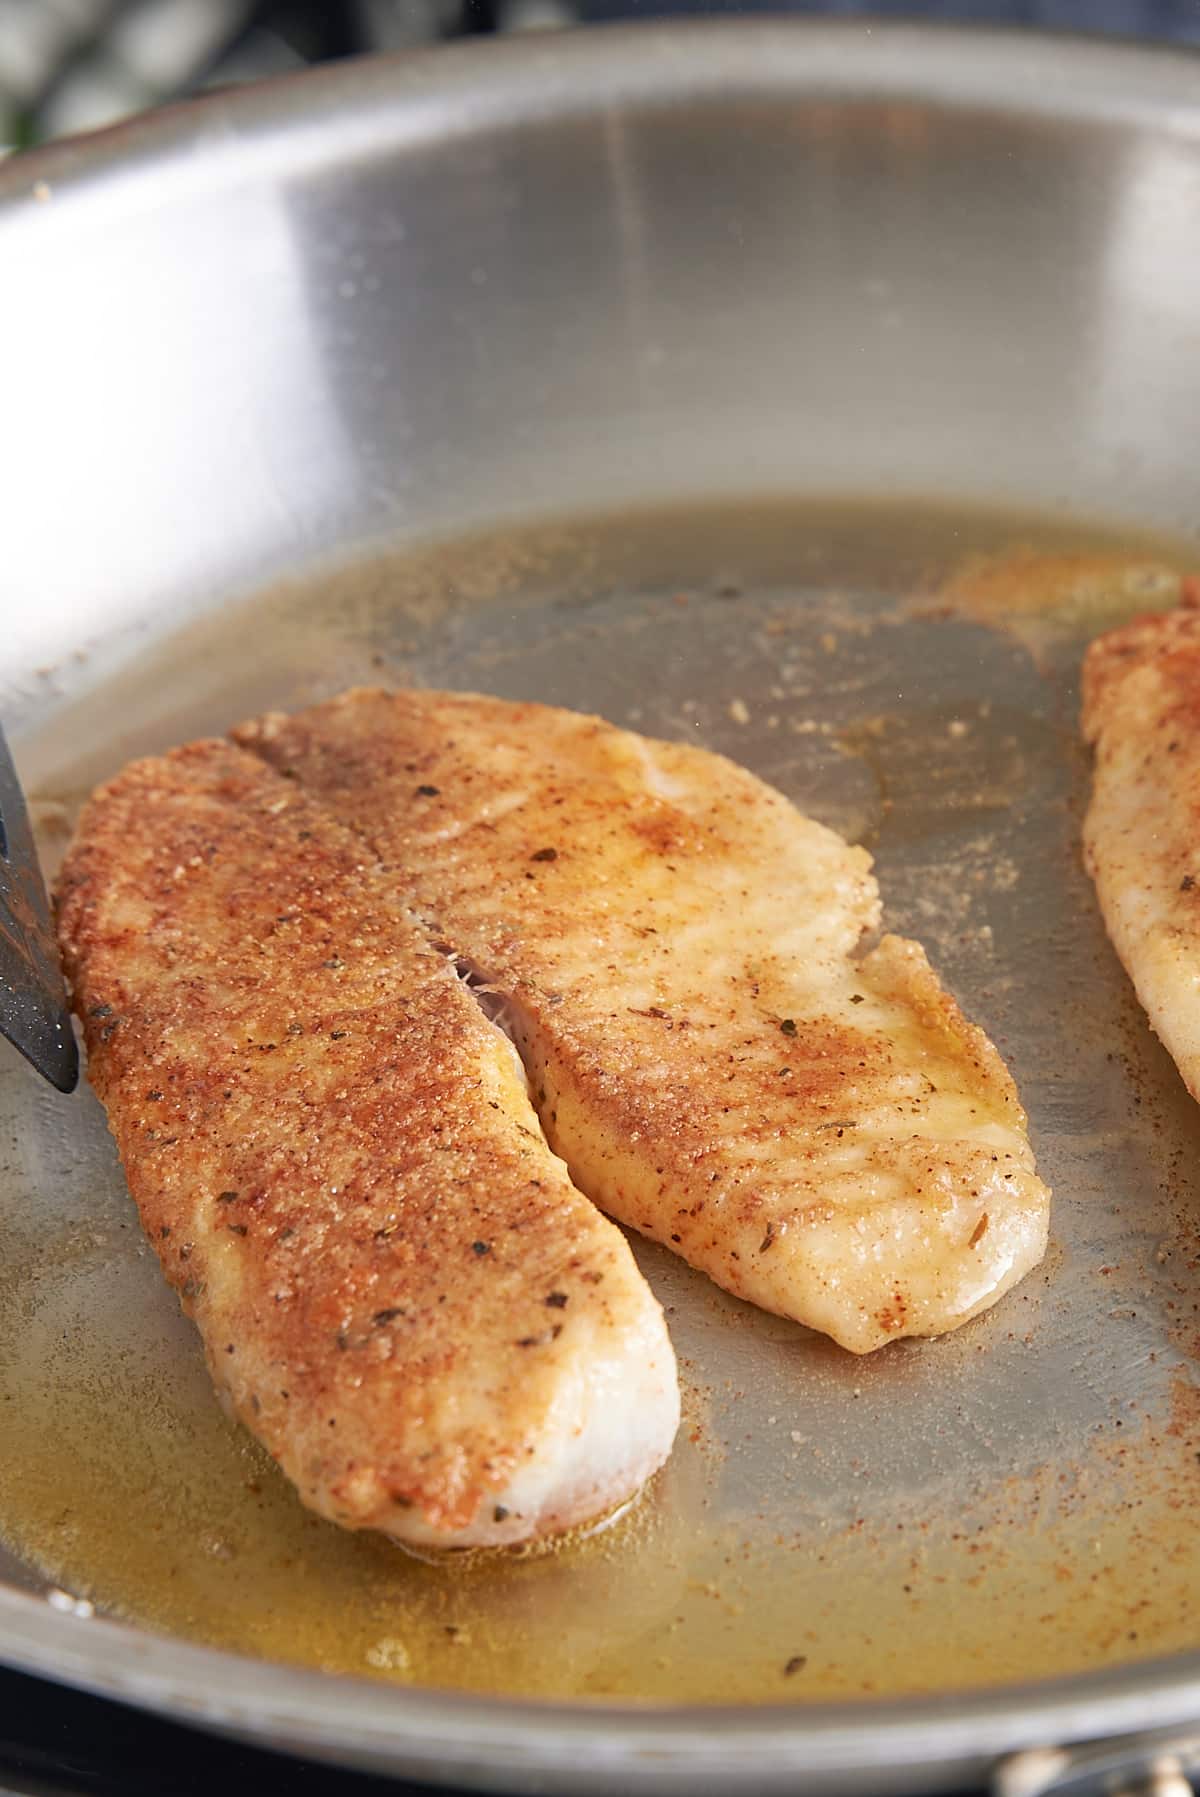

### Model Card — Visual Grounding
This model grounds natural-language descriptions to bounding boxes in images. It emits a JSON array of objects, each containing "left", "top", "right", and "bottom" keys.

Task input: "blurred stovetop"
[
  {"left": 2, "top": 0, "right": 1200, "bottom": 147},
  {"left": 0, "top": 1668, "right": 415, "bottom": 1796}
]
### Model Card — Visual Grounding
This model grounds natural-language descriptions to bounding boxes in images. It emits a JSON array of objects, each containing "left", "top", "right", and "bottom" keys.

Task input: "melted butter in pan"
[{"left": 5, "top": 496, "right": 1200, "bottom": 1703}]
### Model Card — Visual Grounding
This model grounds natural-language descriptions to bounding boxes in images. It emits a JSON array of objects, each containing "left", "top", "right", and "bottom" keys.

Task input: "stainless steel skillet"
[{"left": 4, "top": 23, "right": 1200, "bottom": 1795}]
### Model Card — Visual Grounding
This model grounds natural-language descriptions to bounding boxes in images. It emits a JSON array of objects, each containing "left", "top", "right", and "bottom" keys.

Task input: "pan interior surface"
[{"left": 4, "top": 494, "right": 1200, "bottom": 1710}]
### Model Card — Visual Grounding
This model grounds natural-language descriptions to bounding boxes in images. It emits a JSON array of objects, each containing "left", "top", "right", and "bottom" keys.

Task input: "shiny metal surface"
[
  {"left": 0, "top": 728, "right": 77, "bottom": 1092},
  {"left": 998, "top": 1733, "right": 1200, "bottom": 1797},
  {"left": 4, "top": 23, "right": 1200, "bottom": 1794}
]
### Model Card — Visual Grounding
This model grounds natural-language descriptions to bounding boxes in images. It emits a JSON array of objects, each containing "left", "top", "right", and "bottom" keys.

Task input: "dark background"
[{"left": 2, "top": 0, "right": 1200, "bottom": 147}]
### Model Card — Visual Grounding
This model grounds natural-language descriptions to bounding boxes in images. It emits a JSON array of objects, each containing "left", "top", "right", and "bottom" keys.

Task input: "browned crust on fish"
[
  {"left": 1083, "top": 590, "right": 1200, "bottom": 745},
  {"left": 56, "top": 739, "right": 676, "bottom": 1543},
  {"left": 1082, "top": 586, "right": 1200, "bottom": 1107},
  {"left": 236, "top": 688, "right": 1049, "bottom": 1354}
]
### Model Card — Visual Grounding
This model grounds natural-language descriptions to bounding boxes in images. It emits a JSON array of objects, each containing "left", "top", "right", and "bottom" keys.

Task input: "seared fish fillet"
[
  {"left": 56, "top": 741, "right": 678, "bottom": 1550},
  {"left": 237, "top": 690, "right": 1050, "bottom": 1355},
  {"left": 1083, "top": 594, "right": 1200, "bottom": 1103}
]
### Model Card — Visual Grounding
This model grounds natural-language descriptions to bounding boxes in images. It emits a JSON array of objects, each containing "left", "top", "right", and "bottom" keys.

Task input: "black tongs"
[{"left": 0, "top": 726, "right": 78, "bottom": 1093}]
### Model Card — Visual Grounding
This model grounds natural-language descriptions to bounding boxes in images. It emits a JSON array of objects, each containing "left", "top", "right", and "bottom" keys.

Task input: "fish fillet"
[
  {"left": 1083, "top": 591, "right": 1200, "bottom": 1103},
  {"left": 55, "top": 740, "right": 679, "bottom": 1550},
  {"left": 236, "top": 689, "right": 1050, "bottom": 1355}
]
